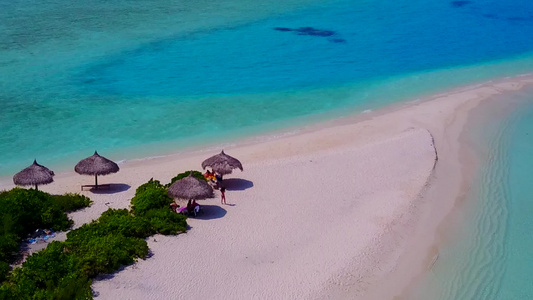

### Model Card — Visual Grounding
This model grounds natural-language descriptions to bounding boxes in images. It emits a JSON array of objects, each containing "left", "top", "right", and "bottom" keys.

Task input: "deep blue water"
[{"left": 77, "top": 0, "right": 533, "bottom": 97}]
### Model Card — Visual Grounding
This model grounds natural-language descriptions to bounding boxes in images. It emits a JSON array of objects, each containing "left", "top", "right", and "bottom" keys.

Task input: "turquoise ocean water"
[
  {"left": 1, "top": 0, "right": 533, "bottom": 297},
  {"left": 2, "top": 0, "right": 533, "bottom": 175}
]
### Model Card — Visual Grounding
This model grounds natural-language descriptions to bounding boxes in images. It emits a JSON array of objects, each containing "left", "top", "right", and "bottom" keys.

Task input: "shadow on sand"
[
  {"left": 191, "top": 204, "right": 227, "bottom": 220},
  {"left": 89, "top": 183, "right": 131, "bottom": 194},
  {"left": 222, "top": 178, "right": 253, "bottom": 191}
]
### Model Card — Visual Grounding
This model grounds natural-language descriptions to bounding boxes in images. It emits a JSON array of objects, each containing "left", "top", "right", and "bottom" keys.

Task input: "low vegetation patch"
[
  {"left": 131, "top": 179, "right": 173, "bottom": 216},
  {"left": 0, "top": 188, "right": 92, "bottom": 285},
  {"left": 0, "top": 171, "right": 193, "bottom": 299},
  {"left": 0, "top": 241, "right": 92, "bottom": 300},
  {"left": 50, "top": 193, "right": 92, "bottom": 213}
]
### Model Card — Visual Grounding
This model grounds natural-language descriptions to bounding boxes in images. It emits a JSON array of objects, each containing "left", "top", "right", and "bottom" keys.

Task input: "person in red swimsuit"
[{"left": 220, "top": 187, "right": 226, "bottom": 205}]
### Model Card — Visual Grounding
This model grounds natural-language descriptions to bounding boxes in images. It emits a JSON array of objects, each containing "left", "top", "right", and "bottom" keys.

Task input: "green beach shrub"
[
  {"left": 40, "top": 206, "right": 73, "bottom": 232},
  {"left": 0, "top": 262, "right": 9, "bottom": 283},
  {"left": 0, "top": 285, "right": 13, "bottom": 299},
  {"left": 50, "top": 194, "right": 92, "bottom": 213},
  {"left": 67, "top": 233, "right": 148, "bottom": 278},
  {"left": 3, "top": 241, "right": 91, "bottom": 300},
  {"left": 97, "top": 209, "right": 154, "bottom": 238},
  {"left": 0, "top": 234, "right": 19, "bottom": 263},
  {"left": 131, "top": 184, "right": 173, "bottom": 216},
  {"left": 166, "top": 170, "right": 206, "bottom": 188},
  {"left": 64, "top": 208, "right": 151, "bottom": 277},
  {"left": 135, "top": 178, "right": 165, "bottom": 195},
  {"left": 0, "top": 188, "right": 52, "bottom": 236},
  {"left": 142, "top": 208, "right": 187, "bottom": 235},
  {"left": 67, "top": 209, "right": 154, "bottom": 242},
  {"left": 0, "top": 210, "right": 15, "bottom": 236},
  {"left": 0, "top": 188, "right": 92, "bottom": 287},
  {"left": 0, "top": 188, "right": 91, "bottom": 236}
]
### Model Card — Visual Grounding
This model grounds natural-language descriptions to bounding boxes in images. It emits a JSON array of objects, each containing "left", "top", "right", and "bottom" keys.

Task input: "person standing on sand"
[{"left": 220, "top": 187, "right": 226, "bottom": 205}]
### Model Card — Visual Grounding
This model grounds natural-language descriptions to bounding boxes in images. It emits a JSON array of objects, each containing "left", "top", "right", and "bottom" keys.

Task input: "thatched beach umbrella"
[
  {"left": 168, "top": 172, "right": 214, "bottom": 200},
  {"left": 13, "top": 160, "right": 55, "bottom": 190},
  {"left": 74, "top": 151, "right": 119, "bottom": 188},
  {"left": 201, "top": 150, "right": 243, "bottom": 175}
]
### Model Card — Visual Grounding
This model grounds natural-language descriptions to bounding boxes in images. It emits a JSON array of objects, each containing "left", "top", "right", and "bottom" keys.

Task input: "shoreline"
[
  {"left": 398, "top": 86, "right": 533, "bottom": 299},
  {"left": 1, "top": 66, "right": 532, "bottom": 180},
  {"left": 297, "top": 77, "right": 533, "bottom": 299},
  {"left": 353, "top": 78, "right": 533, "bottom": 299},
  {"left": 1, "top": 75, "right": 533, "bottom": 299}
]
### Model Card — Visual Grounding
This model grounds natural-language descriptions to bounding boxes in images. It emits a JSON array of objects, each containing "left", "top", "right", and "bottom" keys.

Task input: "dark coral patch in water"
[
  {"left": 451, "top": 1, "right": 472, "bottom": 8},
  {"left": 295, "top": 27, "right": 335, "bottom": 37},
  {"left": 273, "top": 26, "right": 341, "bottom": 42},
  {"left": 274, "top": 26, "right": 335, "bottom": 37}
]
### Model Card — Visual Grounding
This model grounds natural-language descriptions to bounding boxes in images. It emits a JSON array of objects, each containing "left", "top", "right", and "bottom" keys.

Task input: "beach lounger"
[{"left": 81, "top": 184, "right": 111, "bottom": 191}]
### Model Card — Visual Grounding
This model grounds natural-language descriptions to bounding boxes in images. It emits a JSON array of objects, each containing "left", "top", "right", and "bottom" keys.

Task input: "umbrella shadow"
[
  {"left": 88, "top": 183, "right": 131, "bottom": 194},
  {"left": 222, "top": 178, "right": 254, "bottom": 191},
  {"left": 192, "top": 204, "right": 227, "bottom": 220}
]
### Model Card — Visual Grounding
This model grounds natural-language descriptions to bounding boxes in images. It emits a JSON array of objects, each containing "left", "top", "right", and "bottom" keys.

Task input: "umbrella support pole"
[
  {"left": 35, "top": 184, "right": 38, "bottom": 191},
  {"left": 94, "top": 175, "right": 98, "bottom": 189}
]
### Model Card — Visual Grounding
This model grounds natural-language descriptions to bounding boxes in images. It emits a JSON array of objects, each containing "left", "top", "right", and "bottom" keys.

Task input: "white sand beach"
[{"left": 1, "top": 76, "right": 532, "bottom": 299}]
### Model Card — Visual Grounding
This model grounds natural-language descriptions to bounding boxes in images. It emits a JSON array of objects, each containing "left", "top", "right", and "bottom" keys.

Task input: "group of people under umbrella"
[
  {"left": 168, "top": 150, "right": 244, "bottom": 215},
  {"left": 13, "top": 150, "right": 243, "bottom": 215}
]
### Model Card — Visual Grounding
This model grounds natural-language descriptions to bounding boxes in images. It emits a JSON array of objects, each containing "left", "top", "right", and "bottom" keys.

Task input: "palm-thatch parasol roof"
[
  {"left": 168, "top": 172, "right": 214, "bottom": 200},
  {"left": 75, "top": 151, "right": 119, "bottom": 187},
  {"left": 201, "top": 150, "right": 243, "bottom": 175},
  {"left": 13, "top": 160, "right": 55, "bottom": 190}
]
